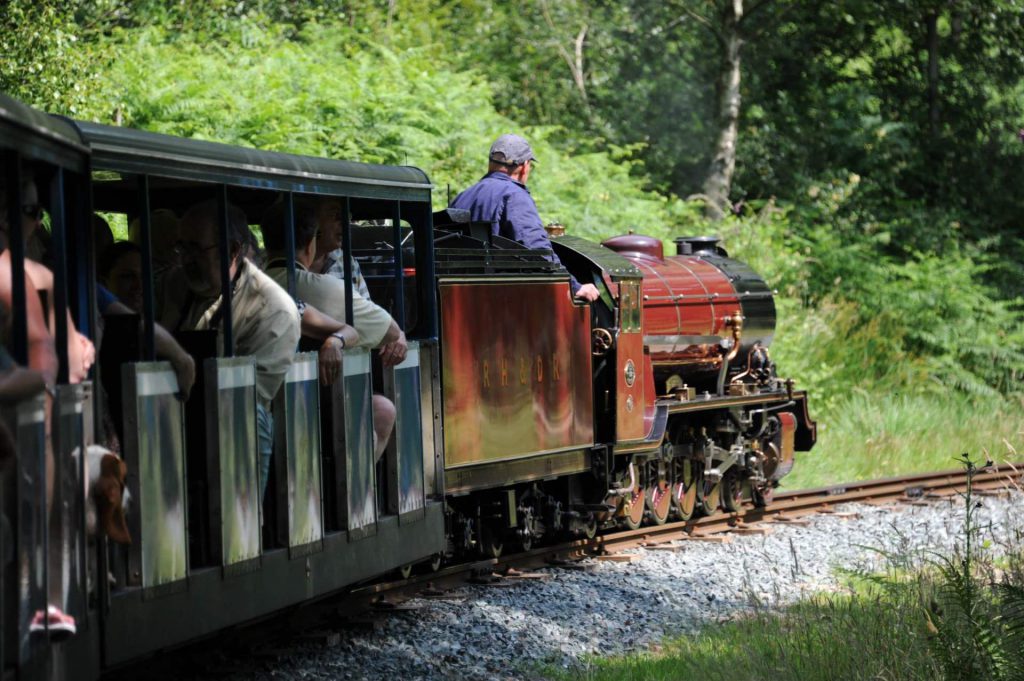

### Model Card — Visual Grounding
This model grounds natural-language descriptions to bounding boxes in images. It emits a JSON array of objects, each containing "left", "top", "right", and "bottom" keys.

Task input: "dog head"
[{"left": 93, "top": 450, "right": 131, "bottom": 545}]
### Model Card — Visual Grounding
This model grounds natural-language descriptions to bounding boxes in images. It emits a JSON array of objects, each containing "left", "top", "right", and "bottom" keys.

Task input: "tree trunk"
[
  {"left": 925, "top": 12, "right": 940, "bottom": 139},
  {"left": 702, "top": 0, "right": 744, "bottom": 221}
]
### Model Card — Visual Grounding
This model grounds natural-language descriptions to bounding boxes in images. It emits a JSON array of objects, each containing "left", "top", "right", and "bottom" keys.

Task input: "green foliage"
[
  {"left": 0, "top": 0, "right": 113, "bottom": 118},
  {"left": 89, "top": 20, "right": 683, "bottom": 241}
]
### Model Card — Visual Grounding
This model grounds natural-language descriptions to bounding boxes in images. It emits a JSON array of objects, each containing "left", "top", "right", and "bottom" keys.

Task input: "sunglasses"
[{"left": 21, "top": 204, "right": 43, "bottom": 220}]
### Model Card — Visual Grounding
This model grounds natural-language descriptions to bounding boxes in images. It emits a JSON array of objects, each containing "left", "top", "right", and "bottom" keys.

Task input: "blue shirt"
[
  {"left": 96, "top": 284, "right": 118, "bottom": 315},
  {"left": 450, "top": 172, "right": 580, "bottom": 292}
]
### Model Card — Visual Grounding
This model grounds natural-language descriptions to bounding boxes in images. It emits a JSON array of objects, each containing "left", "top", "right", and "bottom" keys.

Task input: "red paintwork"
[
  {"left": 615, "top": 330, "right": 645, "bottom": 442},
  {"left": 439, "top": 280, "right": 594, "bottom": 467},
  {"left": 603, "top": 236, "right": 743, "bottom": 366},
  {"left": 602, "top": 234, "right": 664, "bottom": 261}
]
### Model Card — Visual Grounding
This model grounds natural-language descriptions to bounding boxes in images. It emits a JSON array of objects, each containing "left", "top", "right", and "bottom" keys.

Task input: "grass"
[
  {"left": 551, "top": 458, "right": 1024, "bottom": 681},
  {"left": 784, "top": 392, "right": 1024, "bottom": 489}
]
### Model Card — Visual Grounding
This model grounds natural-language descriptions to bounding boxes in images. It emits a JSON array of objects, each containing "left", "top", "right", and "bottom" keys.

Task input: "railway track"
[
  {"left": 108, "top": 464, "right": 1023, "bottom": 678},
  {"left": 352, "top": 463, "right": 1023, "bottom": 606}
]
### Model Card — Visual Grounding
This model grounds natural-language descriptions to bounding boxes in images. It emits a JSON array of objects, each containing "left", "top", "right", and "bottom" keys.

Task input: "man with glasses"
[
  {"left": 450, "top": 134, "right": 601, "bottom": 302},
  {"left": 163, "top": 199, "right": 300, "bottom": 498}
]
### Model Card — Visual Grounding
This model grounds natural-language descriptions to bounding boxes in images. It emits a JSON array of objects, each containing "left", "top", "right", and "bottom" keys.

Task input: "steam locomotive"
[{"left": 0, "top": 92, "right": 814, "bottom": 678}]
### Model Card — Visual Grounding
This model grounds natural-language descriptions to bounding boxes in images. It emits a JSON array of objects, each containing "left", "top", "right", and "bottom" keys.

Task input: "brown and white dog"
[{"left": 81, "top": 445, "right": 132, "bottom": 545}]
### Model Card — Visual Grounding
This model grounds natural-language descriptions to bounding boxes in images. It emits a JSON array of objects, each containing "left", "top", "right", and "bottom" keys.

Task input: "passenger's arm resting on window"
[{"left": 105, "top": 300, "right": 195, "bottom": 398}]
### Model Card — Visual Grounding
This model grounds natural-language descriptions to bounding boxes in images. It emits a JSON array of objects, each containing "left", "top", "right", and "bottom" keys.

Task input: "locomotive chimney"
[{"left": 676, "top": 236, "right": 725, "bottom": 257}]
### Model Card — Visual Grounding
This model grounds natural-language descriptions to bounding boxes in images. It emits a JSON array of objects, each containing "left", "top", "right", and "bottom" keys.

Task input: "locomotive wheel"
[
  {"left": 620, "top": 487, "right": 646, "bottom": 530},
  {"left": 697, "top": 467, "right": 722, "bottom": 516},
  {"left": 752, "top": 483, "right": 775, "bottom": 508},
  {"left": 720, "top": 469, "right": 745, "bottom": 513},
  {"left": 671, "top": 459, "right": 699, "bottom": 521},
  {"left": 645, "top": 479, "right": 672, "bottom": 525},
  {"left": 581, "top": 515, "right": 598, "bottom": 540}
]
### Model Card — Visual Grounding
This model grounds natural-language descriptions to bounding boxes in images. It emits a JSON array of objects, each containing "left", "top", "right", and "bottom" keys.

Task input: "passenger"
[
  {"left": 128, "top": 208, "right": 180, "bottom": 277},
  {"left": 0, "top": 180, "right": 75, "bottom": 638},
  {"left": 129, "top": 209, "right": 181, "bottom": 317},
  {"left": 306, "top": 197, "right": 370, "bottom": 298},
  {"left": 301, "top": 197, "right": 407, "bottom": 378},
  {"left": 99, "top": 242, "right": 143, "bottom": 312},
  {"left": 450, "top": 134, "right": 600, "bottom": 302},
  {"left": 96, "top": 240, "right": 196, "bottom": 400},
  {"left": 0, "top": 178, "right": 91, "bottom": 382},
  {"left": 93, "top": 214, "right": 115, "bottom": 263},
  {"left": 166, "top": 200, "right": 300, "bottom": 496},
  {"left": 260, "top": 202, "right": 405, "bottom": 460}
]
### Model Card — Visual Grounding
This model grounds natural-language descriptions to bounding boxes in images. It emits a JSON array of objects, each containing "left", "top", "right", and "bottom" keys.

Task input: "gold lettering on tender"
[
  {"left": 500, "top": 358, "right": 509, "bottom": 387},
  {"left": 535, "top": 355, "right": 544, "bottom": 383},
  {"left": 519, "top": 356, "right": 528, "bottom": 385},
  {"left": 482, "top": 360, "right": 491, "bottom": 388},
  {"left": 552, "top": 354, "right": 560, "bottom": 381}
]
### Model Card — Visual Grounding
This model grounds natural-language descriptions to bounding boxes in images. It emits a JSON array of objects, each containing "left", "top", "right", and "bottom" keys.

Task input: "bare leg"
[{"left": 371, "top": 394, "right": 395, "bottom": 462}]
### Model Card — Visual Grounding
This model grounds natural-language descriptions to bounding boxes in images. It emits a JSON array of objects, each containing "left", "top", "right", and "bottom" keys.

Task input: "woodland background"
[{"left": 3, "top": 0, "right": 1023, "bottom": 485}]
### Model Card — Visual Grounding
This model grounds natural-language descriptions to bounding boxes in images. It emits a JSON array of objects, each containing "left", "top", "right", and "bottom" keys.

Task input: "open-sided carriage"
[{"left": 1, "top": 94, "right": 446, "bottom": 678}]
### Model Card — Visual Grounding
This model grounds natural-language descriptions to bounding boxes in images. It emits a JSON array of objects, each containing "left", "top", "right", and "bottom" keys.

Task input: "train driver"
[
  {"left": 162, "top": 199, "right": 300, "bottom": 497},
  {"left": 449, "top": 133, "right": 601, "bottom": 302}
]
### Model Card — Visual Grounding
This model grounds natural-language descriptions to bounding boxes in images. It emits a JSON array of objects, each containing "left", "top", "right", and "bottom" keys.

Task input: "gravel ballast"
[{"left": 222, "top": 490, "right": 1024, "bottom": 680}]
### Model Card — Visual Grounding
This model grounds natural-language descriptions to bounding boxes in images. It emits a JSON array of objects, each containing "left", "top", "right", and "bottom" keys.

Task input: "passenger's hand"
[
  {"left": 170, "top": 350, "right": 196, "bottom": 400},
  {"left": 79, "top": 333, "right": 96, "bottom": 369},
  {"left": 379, "top": 331, "right": 408, "bottom": 368},
  {"left": 69, "top": 333, "right": 96, "bottom": 383},
  {"left": 319, "top": 336, "right": 343, "bottom": 385},
  {"left": 574, "top": 283, "right": 601, "bottom": 302}
]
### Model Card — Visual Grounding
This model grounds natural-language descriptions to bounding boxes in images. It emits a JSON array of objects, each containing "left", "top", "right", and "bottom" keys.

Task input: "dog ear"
[
  {"left": 118, "top": 458, "right": 128, "bottom": 485},
  {"left": 95, "top": 471, "right": 132, "bottom": 545}
]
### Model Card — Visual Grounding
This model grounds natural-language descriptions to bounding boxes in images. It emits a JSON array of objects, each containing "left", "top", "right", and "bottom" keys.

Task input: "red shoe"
[{"left": 28, "top": 606, "right": 76, "bottom": 641}]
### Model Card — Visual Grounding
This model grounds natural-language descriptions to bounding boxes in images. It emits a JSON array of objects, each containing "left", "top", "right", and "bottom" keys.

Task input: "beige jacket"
[
  {"left": 266, "top": 263, "right": 392, "bottom": 350},
  {"left": 189, "top": 259, "right": 300, "bottom": 406}
]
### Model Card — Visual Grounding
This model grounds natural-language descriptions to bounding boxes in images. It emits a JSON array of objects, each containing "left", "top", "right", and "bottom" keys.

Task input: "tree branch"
[
  {"left": 681, "top": 5, "right": 726, "bottom": 46},
  {"left": 538, "top": 0, "right": 590, "bottom": 105}
]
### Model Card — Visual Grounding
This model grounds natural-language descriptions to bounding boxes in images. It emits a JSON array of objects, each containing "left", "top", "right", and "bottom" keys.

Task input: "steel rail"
[{"left": 354, "top": 463, "right": 1023, "bottom": 604}]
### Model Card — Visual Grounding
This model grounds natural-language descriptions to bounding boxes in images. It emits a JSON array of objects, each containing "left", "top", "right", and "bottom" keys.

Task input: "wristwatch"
[{"left": 330, "top": 331, "right": 346, "bottom": 349}]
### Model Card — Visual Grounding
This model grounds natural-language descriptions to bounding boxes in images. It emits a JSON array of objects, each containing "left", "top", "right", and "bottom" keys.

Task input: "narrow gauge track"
[
  {"left": 352, "top": 463, "right": 1023, "bottom": 607},
  {"left": 107, "top": 464, "right": 1023, "bottom": 679}
]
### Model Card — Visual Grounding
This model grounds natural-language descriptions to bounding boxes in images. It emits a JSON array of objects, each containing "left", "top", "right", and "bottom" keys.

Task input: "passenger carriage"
[{"left": 1, "top": 94, "right": 446, "bottom": 678}]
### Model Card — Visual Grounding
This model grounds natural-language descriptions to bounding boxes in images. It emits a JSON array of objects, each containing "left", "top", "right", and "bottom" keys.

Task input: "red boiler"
[{"left": 601, "top": 234, "right": 777, "bottom": 392}]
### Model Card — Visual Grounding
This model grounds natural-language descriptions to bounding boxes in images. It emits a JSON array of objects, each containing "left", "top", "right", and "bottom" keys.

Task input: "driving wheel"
[{"left": 671, "top": 458, "right": 699, "bottom": 521}]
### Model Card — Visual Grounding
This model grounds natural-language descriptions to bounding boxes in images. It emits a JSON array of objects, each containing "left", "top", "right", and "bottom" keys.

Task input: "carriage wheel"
[
  {"left": 671, "top": 459, "right": 699, "bottom": 521},
  {"left": 398, "top": 563, "right": 413, "bottom": 580},
  {"left": 721, "top": 469, "right": 745, "bottom": 513},
  {"left": 645, "top": 478, "right": 672, "bottom": 525},
  {"left": 479, "top": 522, "right": 503, "bottom": 559},
  {"left": 581, "top": 514, "right": 598, "bottom": 540}
]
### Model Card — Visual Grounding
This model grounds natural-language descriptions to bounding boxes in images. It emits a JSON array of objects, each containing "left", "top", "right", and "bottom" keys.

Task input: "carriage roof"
[
  {"left": 0, "top": 94, "right": 89, "bottom": 172},
  {"left": 71, "top": 120, "right": 433, "bottom": 203}
]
